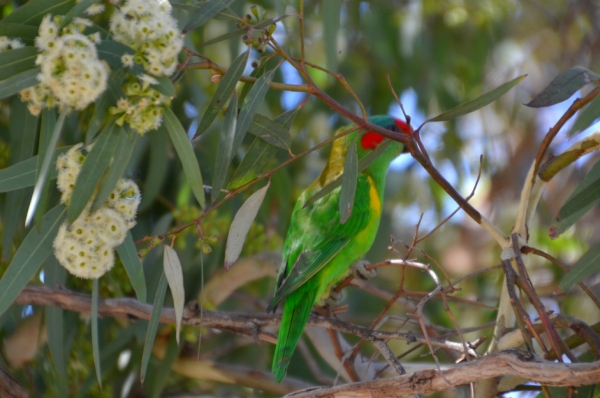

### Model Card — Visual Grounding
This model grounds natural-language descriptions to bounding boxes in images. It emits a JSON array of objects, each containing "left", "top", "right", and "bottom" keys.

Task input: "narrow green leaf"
[
  {"left": 0, "top": 24, "right": 38, "bottom": 45},
  {"left": 91, "top": 279, "right": 102, "bottom": 389},
  {"left": 239, "top": 60, "right": 268, "bottom": 105},
  {"left": 68, "top": 119, "right": 121, "bottom": 223},
  {"left": 139, "top": 127, "right": 169, "bottom": 211},
  {"left": 428, "top": 75, "right": 526, "bottom": 122},
  {"left": 247, "top": 114, "right": 291, "bottom": 150},
  {"left": 58, "top": 0, "right": 97, "bottom": 29},
  {"left": 211, "top": 93, "right": 238, "bottom": 202},
  {"left": 195, "top": 50, "right": 249, "bottom": 137},
  {"left": 91, "top": 129, "right": 136, "bottom": 212},
  {"left": 164, "top": 106, "right": 206, "bottom": 208},
  {"left": 233, "top": 68, "right": 277, "bottom": 151},
  {"left": 152, "top": 76, "right": 175, "bottom": 97},
  {"left": 228, "top": 138, "right": 280, "bottom": 190},
  {"left": 339, "top": 141, "right": 358, "bottom": 224},
  {"left": 0, "top": 0, "right": 75, "bottom": 26},
  {"left": 323, "top": 0, "right": 341, "bottom": 73},
  {"left": 569, "top": 94, "right": 600, "bottom": 137},
  {"left": 87, "top": 68, "right": 126, "bottom": 143},
  {"left": 275, "top": 108, "right": 300, "bottom": 129},
  {"left": 183, "top": 0, "right": 236, "bottom": 31},
  {"left": 0, "top": 204, "right": 66, "bottom": 317},
  {"left": 202, "top": 15, "right": 288, "bottom": 46},
  {"left": 140, "top": 271, "right": 168, "bottom": 383},
  {"left": 552, "top": 158, "right": 600, "bottom": 237},
  {"left": 224, "top": 181, "right": 270, "bottom": 270},
  {"left": 163, "top": 245, "right": 184, "bottom": 345},
  {"left": 34, "top": 108, "right": 58, "bottom": 228},
  {"left": 96, "top": 40, "right": 145, "bottom": 76},
  {"left": 559, "top": 242, "right": 600, "bottom": 290},
  {"left": 526, "top": 67, "right": 600, "bottom": 108},
  {"left": 0, "top": 147, "right": 71, "bottom": 193},
  {"left": 44, "top": 256, "right": 66, "bottom": 375},
  {"left": 0, "top": 67, "right": 40, "bottom": 100},
  {"left": 303, "top": 140, "right": 392, "bottom": 209},
  {"left": 0, "top": 47, "right": 37, "bottom": 82},
  {"left": 116, "top": 231, "right": 146, "bottom": 303},
  {"left": 147, "top": 333, "right": 179, "bottom": 398}
]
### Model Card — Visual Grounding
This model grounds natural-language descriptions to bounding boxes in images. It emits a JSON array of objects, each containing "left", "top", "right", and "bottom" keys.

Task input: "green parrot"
[{"left": 268, "top": 115, "right": 411, "bottom": 382}]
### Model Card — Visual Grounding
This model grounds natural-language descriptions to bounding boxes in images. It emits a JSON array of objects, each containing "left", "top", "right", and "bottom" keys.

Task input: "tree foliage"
[{"left": 0, "top": 0, "right": 600, "bottom": 397}]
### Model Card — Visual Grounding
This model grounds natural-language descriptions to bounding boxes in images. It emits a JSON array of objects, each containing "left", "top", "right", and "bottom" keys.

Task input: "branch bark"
[{"left": 284, "top": 350, "right": 600, "bottom": 397}]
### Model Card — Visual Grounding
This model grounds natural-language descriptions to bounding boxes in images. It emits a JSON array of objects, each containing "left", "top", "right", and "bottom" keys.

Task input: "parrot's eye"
[{"left": 360, "top": 131, "right": 385, "bottom": 150}]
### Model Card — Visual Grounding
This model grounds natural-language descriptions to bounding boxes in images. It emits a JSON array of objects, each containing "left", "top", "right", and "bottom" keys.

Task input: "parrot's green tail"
[{"left": 272, "top": 289, "right": 317, "bottom": 382}]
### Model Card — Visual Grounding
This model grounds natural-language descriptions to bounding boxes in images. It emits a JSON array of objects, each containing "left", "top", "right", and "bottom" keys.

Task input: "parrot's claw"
[
  {"left": 324, "top": 290, "right": 343, "bottom": 308},
  {"left": 351, "top": 260, "right": 377, "bottom": 280}
]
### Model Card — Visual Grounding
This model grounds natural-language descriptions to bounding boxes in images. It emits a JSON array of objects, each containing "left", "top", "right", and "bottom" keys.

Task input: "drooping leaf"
[
  {"left": 163, "top": 245, "right": 184, "bottom": 345},
  {"left": 248, "top": 114, "right": 291, "bottom": 150},
  {"left": 232, "top": 68, "right": 277, "bottom": 152},
  {"left": 152, "top": 75, "right": 175, "bottom": 97},
  {"left": 91, "top": 129, "right": 136, "bottom": 212},
  {"left": 526, "top": 67, "right": 600, "bottom": 108},
  {"left": 34, "top": 107, "right": 58, "bottom": 228},
  {"left": 0, "top": 67, "right": 40, "bottom": 100},
  {"left": 0, "top": 204, "right": 66, "bottom": 317},
  {"left": 140, "top": 271, "right": 168, "bottom": 383},
  {"left": 559, "top": 242, "right": 600, "bottom": 290},
  {"left": 25, "top": 107, "right": 64, "bottom": 227},
  {"left": 211, "top": 92, "right": 238, "bottom": 203},
  {"left": 68, "top": 119, "right": 121, "bottom": 223},
  {"left": 0, "top": 0, "right": 75, "bottom": 26},
  {"left": 0, "top": 24, "right": 38, "bottom": 45},
  {"left": 116, "top": 231, "right": 146, "bottom": 303},
  {"left": 304, "top": 140, "right": 392, "bottom": 209},
  {"left": 163, "top": 106, "right": 206, "bottom": 208},
  {"left": 0, "top": 147, "right": 70, "bottom": 193},
  {"left": 87, "top": 68, "right": 126, "bottom": 143},
  {"left": 195, "top": 49, "right": 249, "bottom": 137},
  {"left": 202, "top": 15, "right": 288, "bottom": 46},
  {"left": 224, "top": 181, "right": 270, "bottom": 269},
  {"left": 58, "top": 0, "right": 97, "bottom": 29},
  {"left": 91, "top": 279, "right": 102, "bottom": 389},
  {"left": 44, "top": 257, "right": 67, "bottom": 395},
  {"left": 96, "top": 40, "right": 145, "bottom": 76},
  {"left": 183, "top": 0, "right": 236, "bottom": 31},
  {"left": 323, "top": 0, "right": 342, "bottom": 73},
  {"left": 239, "top": 60, "right": 268, "bottom": 105},
  {"left": 0, "top": 47, "right": 37, "bottom": 82},
  {"left": 569, "top": 94, "right": 600, "bottom": 137},
  {"left": 339, "top": 141, "right": 358, "bottom": 224},
  {"left": 139, "top": 127, "right": 169, "bottom": 211},
  {"left": 551, "top": 158, "right": 600, "bottom": 237},
  {"left": 427, "top": 75, "right": 526, "bottom": 122}
]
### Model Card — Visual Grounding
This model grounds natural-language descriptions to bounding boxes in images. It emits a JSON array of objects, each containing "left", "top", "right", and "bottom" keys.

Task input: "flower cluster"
[
  {"left": 0, "top": 36, "right": 24, "bottom": 52},
  {"left": 53, "top": 144, "right": 141, "bottom": 279},
  {"left": 110, "top": 0, "right": 183, "bottom": 77},
  {"left": 19, "top": 15, "right": 108, "bottom": 116},
  {"left": 108, "top": 0, "right": 182, "bottom": 135}
]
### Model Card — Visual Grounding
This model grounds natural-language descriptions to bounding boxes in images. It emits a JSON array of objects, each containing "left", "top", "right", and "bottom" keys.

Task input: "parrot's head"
[{"left": 356, "top": 115, "right": 411, "bottom": 173}]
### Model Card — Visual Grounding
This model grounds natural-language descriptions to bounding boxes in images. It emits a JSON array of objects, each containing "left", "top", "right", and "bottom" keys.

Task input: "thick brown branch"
[{"left": 285, "top": 350, "right": 600, "bottom": 397}]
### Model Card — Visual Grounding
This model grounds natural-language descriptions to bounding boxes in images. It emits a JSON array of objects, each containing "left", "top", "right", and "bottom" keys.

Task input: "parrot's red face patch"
[
  {"left": 360, "top": 131, "right": 385, "bottom": 150},
  {"left": 360, "top": 118, "right": 410, "bottom": 151}
]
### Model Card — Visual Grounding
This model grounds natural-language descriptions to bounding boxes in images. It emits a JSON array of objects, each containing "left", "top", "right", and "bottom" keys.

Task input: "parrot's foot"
[
  {"left": 324, "top": 290, "right": 343, "bottom": 308},
  {"left": 351, "top": 260, "right": 377, "bottom": 280}
]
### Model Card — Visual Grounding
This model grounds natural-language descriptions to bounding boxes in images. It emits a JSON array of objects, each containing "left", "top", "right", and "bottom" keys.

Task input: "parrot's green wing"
[{"left": 268, "top": 174, "right": 374, "bottom": 311}]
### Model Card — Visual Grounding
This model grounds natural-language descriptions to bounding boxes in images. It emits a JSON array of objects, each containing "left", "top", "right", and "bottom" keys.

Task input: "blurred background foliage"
[{"left": 1, "top": 0, "right": 600, "bottom": 397}]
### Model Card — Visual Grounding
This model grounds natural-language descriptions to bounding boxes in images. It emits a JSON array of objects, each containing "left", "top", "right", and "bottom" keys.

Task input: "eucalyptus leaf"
[
  {"left": 0, "top": 47, "right": 37, "bottom": 82},
  {"left": 569, "top": 94, "right": 600, "bottom": 137},
  {"left": 0, "top": 0, "right": 75, "bottom": 26},
  {"left": 427, "top": 75, "right": 526, "bottom": 122},
  {"left": 0, "top": 67, "right": 40, "bottom": 100},
  {"left": 116, "top": 231, "right": 146, "bottom": 303},
  {"left": 163, "top": 245, "right": 184, "bottom": 345},
  {"left": 183, "top": 0, "right": 236, "bottom": 31},
  {"left": 323, "top": 0, "right": 342, "bottom": 73},
  {"left": 248, "top": 114, "right": 291, "bottom": 150},
  {"left": 164, "top": 106, "right": 206, "bottom": 208},
  {"left": 559, "top": 242, "right": 600, "bottom": 290},
  {"left": 203, "top": 15, "right": 288, "bottom": 46},
  {"left": 0, "top": 204, "right": 66, "bottom": 317},
  {"left": 224, "top": 181, "right": 270, "bottom": 269},
  {"left": 140, "top": 271, "right": 168, "bottom": 383},
  {"left": 526, "top": 67, "right": 600, "bottom": 108},
  {"left": 195, "top": 50, "right": 249, "bottom": 137},
  {"left": 91, "top": 279, "right": 102, "bottom": 389},
  {"left": 211, "top": 93, "right": 238, "bottom": 202}
]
